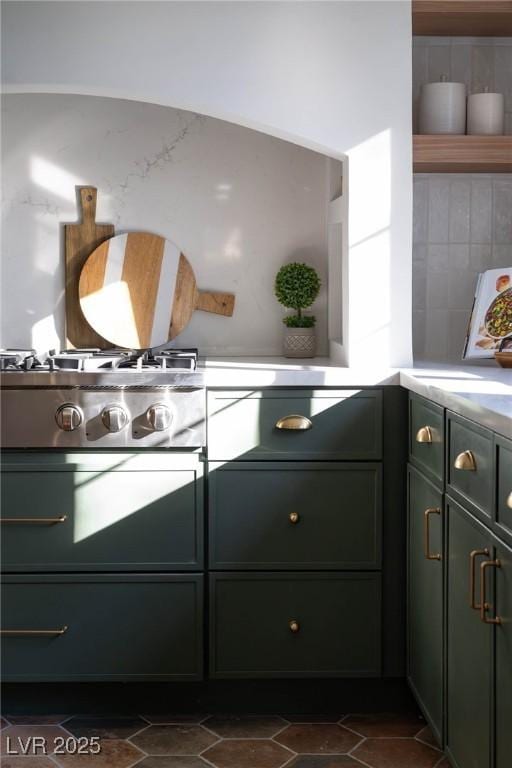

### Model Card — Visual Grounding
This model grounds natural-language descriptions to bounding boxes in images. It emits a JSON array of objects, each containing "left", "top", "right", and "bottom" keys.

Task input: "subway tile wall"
[
  {"left": 413, "top": 175, "right": 512, "bottom": 361},
  {"left": 413, "top": 37, "right": 512, "bottom": 134},
  {"left": 412, "top": 36, "right": 512, "bottom": 361}
]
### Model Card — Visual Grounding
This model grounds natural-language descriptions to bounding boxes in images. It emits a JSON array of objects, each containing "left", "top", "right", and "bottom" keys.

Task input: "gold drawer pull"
[
  {"left": 454, "top": 450, "right": 477, "bottom": 471},
  {"left": 507, "top": 492, "right": 512, "bottom": 510},
  {"left": 416, "top": 426, "right": 433, "bottom": 444},
  {"left": 289, "top": 512, "right": 300, "bottom": 525},
  {"left": 1, "top": 626, "right": 68, "bottom": 637},
  {"left": 275, "top": 415, "right": 312, "bottom": 431},
  {"left": 469, "top": 548, "right": 489, "bottom": 609},
  {"left": 289, "top": 620, "right": 300, "bottom": 633},
  {"left": 480, "top": 560, "right": 501, "bottom": 625},
  {"left": 1, "top": 516, "right": 67, "bottom": 525},
  {"left": 423, "top": 507, "right": 441, "bottom": 561}
]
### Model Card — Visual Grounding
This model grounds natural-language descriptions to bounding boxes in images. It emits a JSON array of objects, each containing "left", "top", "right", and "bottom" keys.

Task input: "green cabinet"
[
  {"left": 407, "top": 466, "right": 444, "bottom": 744},
  {"left": 209, "top": 462, "right": 382, "bottom": 569},
  {"left": 495, "top": 538, "right": 512, "bottom": 768},
  {"left": 1, "top": 574, "right": 203, "bottom": 681},
  {"left": 496, "top": 435, "right": 512, "bottom": 548},
  {"left": 207, "top": 389, "right": 382, "bottom": 461},
  {"left": 409, "top": 393, "right": 445, "bottom": 484},
  {"left": 447, "top": 413, "right": 494, "bottom": 524},
  {"left": 446, "top": 499, "right": 493, "bottom": 768},
  {"left": 1, "top": 453, "right": 204, "bottom": 572},
  {"left": 210, "top": 572, "right": 381, "bottom": 678}
]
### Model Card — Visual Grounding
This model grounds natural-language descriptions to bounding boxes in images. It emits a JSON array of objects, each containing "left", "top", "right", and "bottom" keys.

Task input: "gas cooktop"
[{"left": 0, "top": 347, "right": 199, "bottom": 372}]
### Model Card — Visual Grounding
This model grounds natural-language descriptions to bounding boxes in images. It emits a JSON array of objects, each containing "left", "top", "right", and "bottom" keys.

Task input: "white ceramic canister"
[
  {"left": 467, "top": 89, "right": 505, "bottom": 135},
  {"left": 419, "top": 75, "right": 466, "bottom": 134}
]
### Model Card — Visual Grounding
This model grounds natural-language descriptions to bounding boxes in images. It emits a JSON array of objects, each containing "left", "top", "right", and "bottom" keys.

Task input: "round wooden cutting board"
[{"left": 78, "top": 232, "right": 235, "bottom": 349}]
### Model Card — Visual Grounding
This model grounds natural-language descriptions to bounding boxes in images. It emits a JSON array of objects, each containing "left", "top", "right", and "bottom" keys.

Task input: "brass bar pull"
[
  {"left": 416, "top": 426, "right": 433, "bottom": 444},
  {"left": 1, "top": 626, "right": 68, "bottom": 637},
  {"left": 275, "top": 415, "right": 312, "bottom": 431},
  {"left": 470, "top": 549, "right": 489, "bottom": 609},
  {"left": 289, "top": 620, "right": 300, "bottom": 633},
  {"left": 1, "top": 516, "right": 67, "bottom": 525},
  {"left": 289, "top": 512, "right": 300, "bottom": 525},
  {"left": 454, "top": 450, "right": 477, "bottom": 471},
  {"left": 423, "top": 508, "right": 441, "bottom": 561},
  {"left": 480, "top": 560, "right": 502, "bottom": 625},
  {"left": 507, "top": 492, "right": 512, "bottom": 510}
]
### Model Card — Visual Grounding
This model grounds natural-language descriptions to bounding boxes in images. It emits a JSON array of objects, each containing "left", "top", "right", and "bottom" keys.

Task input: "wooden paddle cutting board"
[
  {"left": 65, "top": 187, "right": 115, "bottom": 349},
  {"left": 78, "top": 232, "right": 235, "bottom": 349}
]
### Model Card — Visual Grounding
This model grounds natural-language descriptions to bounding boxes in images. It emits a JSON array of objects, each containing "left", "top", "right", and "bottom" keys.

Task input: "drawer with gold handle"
[
  {"left": 448, "top": 413, "right": 493, "bottom": 521},
  {"left": 416, "top": 425, "right": 433, "bottom": 444},
  {"left": 424, "top": 507, "right": 442, "bottom": 561},
  {"left": 480, "top": 559, "right": 502, "bottom": 625},
  {"left": 275, "top": 415, "right": 312, "bottom": 431},
  {"left": 409, "top": 395, "right": 444, "bottom": 481}
]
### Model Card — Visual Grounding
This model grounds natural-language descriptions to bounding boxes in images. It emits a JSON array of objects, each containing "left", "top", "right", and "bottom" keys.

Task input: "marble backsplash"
[{"left": 1, "top": 94, "right": 331, "bottom": 356}]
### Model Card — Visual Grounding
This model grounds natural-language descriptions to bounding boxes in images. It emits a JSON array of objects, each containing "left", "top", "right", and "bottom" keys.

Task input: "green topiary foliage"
[{"left": 275, "top": 262, "right": 320, "bottom": 327}]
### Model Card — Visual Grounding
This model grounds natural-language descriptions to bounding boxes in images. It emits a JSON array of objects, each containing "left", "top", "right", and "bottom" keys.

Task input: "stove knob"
[
  {"left": 102, "top": 406, "right": 130, "bottom": 433},
  {"left": 147, "top": 404, "right": 172, "bottom": 432},
  {"left": 55, "top": 404, "right": 83, "bottom": 432}
]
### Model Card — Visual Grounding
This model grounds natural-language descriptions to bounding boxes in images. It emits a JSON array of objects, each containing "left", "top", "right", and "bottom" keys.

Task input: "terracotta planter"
[{"left": 283, "top": 326, "right": 316, "bottom": 358}]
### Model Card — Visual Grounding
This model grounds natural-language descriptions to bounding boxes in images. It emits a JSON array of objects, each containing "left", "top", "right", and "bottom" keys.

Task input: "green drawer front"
[
  {"left": 447, "top": 414, "right": 493, "bottom": 521},
  {"left": 209, "top": 462, "right": 382, "bottom": 569},
  {"left": 207, "top": 389, "right": 382, "bottom": 461},
  {"left": 210, "top": 573, "right": 381, "bottom": 678},
  {"left": 409, "top": 394, "right": 444, "bottom": 483},
  {"left": 1, "top": 453, "right": 203, "bottom": 571},
  {"left": 1, "top": 575, "right": 203, "bottom": 681},
  {"left": 496, "top": 436, "right": 512, "bottom": 547}
]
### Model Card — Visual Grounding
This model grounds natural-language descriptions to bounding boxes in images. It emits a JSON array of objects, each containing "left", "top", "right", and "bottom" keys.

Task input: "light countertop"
[{"left": 200, "top": 358, "right": 512, "bottom": 440}]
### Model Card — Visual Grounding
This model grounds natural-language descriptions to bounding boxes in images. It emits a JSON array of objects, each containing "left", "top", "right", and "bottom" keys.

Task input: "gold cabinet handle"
[
  {"left": 507, "top": 492, "right": 512, "bottom": 510},
  {"left": 1, "top": 626, "right": 68, "bottom": 637},
  {"left": 1, "top": 516, "right": 67, "bottom": 525},
  {"left": 289, "top": 512, "right": 300, "bottom": 525},
  {"left": 423, "top": 507, "right": 441, "bottom": 561},
  {"left": 416, "top": 426, "right": 433, "bottom": 444},
  {"left": 480, "top": 560, "right": 501, "bottom": 625},
  {"left": 469, "top": 549, "right": 489, "bottom": 609},
  {"left": 289, "top": 619, "right": 300, "bottom": 633},
  {"left": 454, "top": 450, "right": 477, "bottom": 471},
  {"left": 275, "top": 415, "right": 312, "bottom": 431}
]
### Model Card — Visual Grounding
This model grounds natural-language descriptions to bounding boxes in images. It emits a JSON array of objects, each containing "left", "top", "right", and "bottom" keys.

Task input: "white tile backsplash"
[{"left": 413, "top": 174, "right": 512, "bottom": 361}]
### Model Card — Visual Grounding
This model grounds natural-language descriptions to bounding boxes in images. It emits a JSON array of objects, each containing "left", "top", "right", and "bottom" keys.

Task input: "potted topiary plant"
[{"left": 274, "top": 262, "right": 321, "bottom": 358}]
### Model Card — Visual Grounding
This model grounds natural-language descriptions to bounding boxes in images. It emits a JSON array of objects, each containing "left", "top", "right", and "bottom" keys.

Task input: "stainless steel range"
[{"left": 0, "top": 348, "right": 205, "bottom": 449}]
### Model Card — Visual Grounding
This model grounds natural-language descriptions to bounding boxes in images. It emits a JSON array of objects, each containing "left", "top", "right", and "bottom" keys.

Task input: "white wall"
[
  {"left": 1, "top": 0, "right": 413, "bottom": 366},
  {"left": 1, "top": 93, "right": 330, "bottom": 355}
]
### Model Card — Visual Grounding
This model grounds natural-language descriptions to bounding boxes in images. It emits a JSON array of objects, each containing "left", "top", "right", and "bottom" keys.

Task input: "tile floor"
[{"left": 0, "top": 713, "right": 451, "bottom": 768}]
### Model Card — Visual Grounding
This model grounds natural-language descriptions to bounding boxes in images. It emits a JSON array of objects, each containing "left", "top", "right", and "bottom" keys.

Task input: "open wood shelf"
[
  {"left": 413, "top": 135, "right": 512, "bottom": 173},
  {"left": 412, "top": 1, "right": 512, "bottom": 36}
]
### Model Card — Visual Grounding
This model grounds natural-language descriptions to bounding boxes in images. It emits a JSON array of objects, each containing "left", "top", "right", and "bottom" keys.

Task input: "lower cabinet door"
[
  {"left": 1, "top": 574, "right": 203, "bottom": 681},
  {"left": 210, "top": 572, "right": 381, "bottom": 678},
  {"left": 495, "top": 538, "right": 512, "bottom": 768},
  {"left": 446, "top": 499, "right": 492, "bottom": 768},
  {"left": 407, "top": 467, "right": 444, "bottom": 744}
]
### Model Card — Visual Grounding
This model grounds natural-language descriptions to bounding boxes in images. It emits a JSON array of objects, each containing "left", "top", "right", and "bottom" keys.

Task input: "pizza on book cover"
[{"left": 463, "top": 267, "right": 512, "bottom": 359}]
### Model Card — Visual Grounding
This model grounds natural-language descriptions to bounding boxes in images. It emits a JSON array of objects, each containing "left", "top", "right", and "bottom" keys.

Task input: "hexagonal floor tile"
[
  {"left": 202, "top": 739, "right": 292, "bottom": 768},
  {"left": 1, "top": 726, "right": 70, "bottom": 755},
  {"left": 64, "top": 716, "right": 147, "bottom": 739},
  {"left": 1, "top": 758, "right": 56, "bottom": 768},
  {"left": 287, "top": 757, "right": 362, "bottom": 767},
  {"left": 352, "top": 737, "right": 441, "bottom": 768},
  {"left": 53, "top": 739, "right": 143, "bottom": 768},
  {"left": 343, "top": 712, "right": 426, "bottom": 737},
  {"left": 130, "top": 726, "right": 217, "bottom": 756},
  {"left": 136, "top": 758, "right": 210, "bottom": 768},
  {"left": 5, "top": 716, "right": 68, "bottom": 726},
  {"left": 416, "top": 725, "right": 440, "bottom": 749},
  {"left": 275, "top": 724, "right": 360, "bottom": 754},
  {"left": 203, "top": 715, "right": 286, "bottom": 738}
]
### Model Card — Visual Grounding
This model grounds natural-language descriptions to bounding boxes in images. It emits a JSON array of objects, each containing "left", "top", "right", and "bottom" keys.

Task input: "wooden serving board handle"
[
  {"left": 65, "top": 187, "right": 115, "bottom": 349},
  {"left": 195, "top": 291, "right": 235, "bottom": 316}
]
